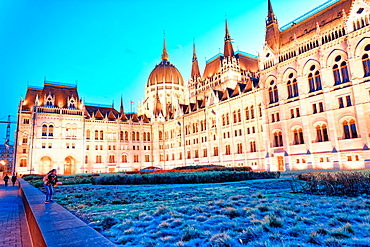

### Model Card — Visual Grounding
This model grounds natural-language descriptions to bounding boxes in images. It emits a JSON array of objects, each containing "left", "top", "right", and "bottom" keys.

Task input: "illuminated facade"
[{"left": 15, "top": 0, "right": 370, "bottom": 175}]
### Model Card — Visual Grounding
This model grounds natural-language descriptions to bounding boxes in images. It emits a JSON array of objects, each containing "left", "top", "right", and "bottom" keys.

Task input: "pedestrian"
[
  {"left": 43, "top": 169, "right": 62, "bottom": 203},
  {"left": 3, "top": 174, "right": 9, "bottom": 186},
  {"left": 11, "top": 174, "right": 17, "bottom": 186}
]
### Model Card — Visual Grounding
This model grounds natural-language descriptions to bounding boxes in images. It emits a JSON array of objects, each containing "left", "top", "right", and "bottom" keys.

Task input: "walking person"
[
  {"left": 3, "top": 174, "right": 9, "bottom": 186},
  {"left": 43, "top": 169, "right": 62, "bottom": 203},
  {"left": 11, "top": 174, "right": 17, "bottom": 186}
]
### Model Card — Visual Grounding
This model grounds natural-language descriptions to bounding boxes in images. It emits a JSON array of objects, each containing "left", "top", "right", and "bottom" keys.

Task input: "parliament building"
[{"left": 14, "top": 0, "right": 370, "bottom": 175}]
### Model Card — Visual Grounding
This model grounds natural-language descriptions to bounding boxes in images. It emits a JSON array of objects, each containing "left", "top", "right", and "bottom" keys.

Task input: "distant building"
[
  {"left": 0, "top": 144, "right": 14, "bottom": 174},
  {"left": 14, "top": 0, "right": 370, "bottom": 175}
]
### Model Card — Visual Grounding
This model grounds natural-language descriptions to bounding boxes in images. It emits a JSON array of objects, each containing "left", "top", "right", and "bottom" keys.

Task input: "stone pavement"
[{"left": 0, "top": 180, "right": 32, "bottom": 247}]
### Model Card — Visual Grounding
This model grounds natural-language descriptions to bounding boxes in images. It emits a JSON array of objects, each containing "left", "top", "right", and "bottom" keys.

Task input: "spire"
[
  {"left": 120, "top": 95, "right": 124, "bottom": 113},
  {"left": 224, "top": 19, "right": 234, "bottom": 57},
  {"left": 266, "top": 0, "right": 277, "bottom": 26},
  {"left": 265, "top": 0, "right": 280, "bottom": 52},
  {"left": 191, "top": 41, "right": 201, "bottom": 79},
  {"left": 162, "top": 32, "right": 169, "bottom": 61}
]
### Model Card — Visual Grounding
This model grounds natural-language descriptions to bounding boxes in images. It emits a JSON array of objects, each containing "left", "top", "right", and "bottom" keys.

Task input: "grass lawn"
[{"left": 48, "top": 171, "right": 370, "bottom": 246}]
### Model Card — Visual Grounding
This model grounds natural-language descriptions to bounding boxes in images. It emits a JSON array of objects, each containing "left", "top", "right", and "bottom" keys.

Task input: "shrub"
[
  {"left": 94, "top": 171, "right": 280, "bottom": 185},
  {"left": 296, "top": 171, "right": 370, "bottom": 196}
]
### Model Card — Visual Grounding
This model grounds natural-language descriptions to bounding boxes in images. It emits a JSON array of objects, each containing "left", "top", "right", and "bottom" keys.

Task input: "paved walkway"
[{"left": 0, "top": 180, "right": 32, "bottom": 247}]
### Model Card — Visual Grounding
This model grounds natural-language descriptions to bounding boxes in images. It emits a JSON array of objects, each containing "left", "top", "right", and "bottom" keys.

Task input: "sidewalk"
[{"left": 0, "top": 180, "right": 32, "bottom": 247}]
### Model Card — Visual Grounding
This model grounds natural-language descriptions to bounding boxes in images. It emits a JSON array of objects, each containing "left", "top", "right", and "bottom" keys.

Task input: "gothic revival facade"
[{"left": 15, "top": 0, "right": 370, "bottom": 175}]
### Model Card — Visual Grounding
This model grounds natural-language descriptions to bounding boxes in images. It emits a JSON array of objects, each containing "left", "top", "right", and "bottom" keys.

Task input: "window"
[
  {"left": 293, "top": 128, "right": 304, "bottom": 145},
  {"left": 145, "top": 155, "right": 150, "bottom": 162},
  {"left": 120, "top": 131, "right": 124, "bottom": 141},
  {"left": 96, "top": 155, "right": 102, "bottom": 163},
  {"left": 250, "top": 141, "right": 256, "bottom": 152},
  {"left": 86, "top": 130, "right": 91, "bottom": 140},
  {"left": 87, "top": 145, "right": 89, "bottom": 150},
  {"left": 319, "top": 102, "right": 324, "bottom": 112},
  {"left": 42, "top": 143, "right": 46, "bottom": 149},
  {"left": 343, "top": 119, "right": 358, "bottom": 139},
  {"left": 203, "top": 149, "right": 207, "bottom": 157},
  {"left": 362, "top": 45, "right": 370, "bottom": 77},
  {"left": 159, "top": 131, "right": 163, "bottom": 140},
  {"left": 308, "top": 65, "right": 322, "bottom": 92},
  {"left": 237, "top": 143, "right": 243, "bottom": 154},
  {"left": 179, "top": 152, "right": 182, "bottom": 159},
  {"left": 287, "top": 73, "right": 299, "bottom": 98},
  {"left": 136, "top": 132, "right": 140, "bottom": 141},
  {"left": 346, "top": 95, "right": 352, "bottom": 107},
  {"left": 42, "top": 124, "right": 47, "bottom": 137},
  {"left": 20, "top": 159, "right": 27, "bottom": 167},
  {"left": 22, "top": 136, "right": 28, "bottom": 144},
  {"left": 23, "top": 118, "right": 30, "bottom": 124},
  {"left": 251, "top": 106, "right": 255, "bottom": 119},
  {"left": 195, "top": 149, "right": 199, "bottom": 158},
  {"left": 237, "top": 109, "right": 241, "bottom": 122},
  {"left": 109, "top": 155, "right": 115, "bottom": 163},
  {"left": 233, "top": 111, "right": 237, "bottom": 123},
  {"left": 269, "top": 80, "right": 279, "bottom": 104},
  {"left": 274, "top": 131, "right": 283, "bottom": 147},
  {"left": 134, "top": 155, "right": 139, "bottom": 162},
  {"left": 100, "top": 130, "right": 104, "bottom": 140},
  {"left": 187, "top": 151, "right": 191, "bottom": 159},
  {"left": 95, "top": 130, "right": 99, "bottom": 140},
  {"left": 316, "top": 124, "right": 329, "bottom": 142},
  {"left": 245, "top": 107, "right": 249, "bottom": 120},
  {"left": 313, "top": 104, "right": 318, "bottom": 114},
  {"left": 214, "top": 147, "right": 219, "bottom": 156},
  {"left": 225, "top": 145, "right": 231, "bottom": 155},
  {"left": 48, "top": 143, "right": 52, "bottom": 148},
  {"left": 122, "top": 154, "right": 128, "bottom": 163},
  {"left": 85, "top": 155, "right": 88, "bottom": 164},
  {"left": 333, "top": 55, "right": 350, "bottom": 85}
]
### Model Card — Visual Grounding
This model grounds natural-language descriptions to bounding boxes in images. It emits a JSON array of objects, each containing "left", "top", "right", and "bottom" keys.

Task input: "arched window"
[
  {"left": 333, "top": 55, "right": 350, "bottom": 85},
  {"left": 143, "top": 132, "right": 147, "bottom": 141},
  {"left": 363, "top": 53, "right": 370, "bottom": 77},
  {"left": 226, "top": 113, "right": 230, "bottom": 125},
  {"left": 86, "top": 129, "right": 91, "bottom": 140},
  {"left": 132, "top": 131, "right": 136, "bottom": 141},
  {"left": 250, "top": 141, "right": 256, "bottom": 152},
  {"left": 95, "top": 130, "right": 99, "bottom": 140},
  {"left": 233, "top": 111, "right": 237, "bottom": 123},
  {"left": 136, "top": 132, "right": 140, "bottom": 141},
  {"left": 251, "top": 106, "right": 255, "bottom": 119},
  {"left": 120, "top": 131, "right": 124, "bottom": 141},
  {"left": 66, "top": 124, "right": 71, "bottom": 137},
  {"left": 225, "top": 144, "right": 231, "bottom": 155},
  {"left": 20, "top": 158, "right": 27, "bottom": 167},
  {"left": 48, "top": 125, "right": 54, "bottom": 137},
  {"left": 245, "top": 107, "right": 249, "bottom": 120},
  {"left": 237, "top": 109, "right": 241, "bottom": 122},
  {"left": 124, "top": 131, "right": 128, "bottom": 141},
  {"left": 122, "top": 154, "right": 128, "bottom": 163},
  {"left": 287, "top": 80, "right": 293, "bottom": 98},
  {"left": 343, "top": 120, "right": 358, "bottom": 139},
  {"left": 159, "top": 131, "right": 163, "bottom": 140},
  {"left": 293, "top": 128, "right": 304, "bottom": 145},
  {"left": 273, "top": 131, "right": 283, "bottom": 147},
  {"left": 222, "top": 114, "right": 225, "bottom": 126},
  {"left": 109, "top": 155, "right": 115, "bottom": 163},
  {"left": 316, "top": 124, "right": 329, "bottom": 142},
  {"left": 100, "top": 130, "right": 104, "bottom": 140},
  {"left": 269, "top": 80, "right": 279, "bottom": 104},
  {"left": 147, "top": 132, "right": 151, "bottom": 141},
  {"left": 42, "top": 124, "right": 47, "bottom": 137}
]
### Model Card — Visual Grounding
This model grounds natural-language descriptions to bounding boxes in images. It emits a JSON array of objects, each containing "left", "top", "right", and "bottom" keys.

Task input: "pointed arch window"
[
  {"left": 136, "top": 132, "right": 140, "bottom": 141},
  {"left": 316, "top": 124, "right": 329, "bottom": 142},
  {"left": 308, "top": 64, "right": 323, "bottom": 92},
  {"left": 100, "top": 130, "right": 104, "bottom": 140},
  {"left": 86, "top": 129, "right": 91, "bottom": 140},
  {"left": 293, "top": 128, "right": 304, "bottom": 145},
  {"left": 42, "top": 124, "right": 47, "bottom": 137},
  {"left": 143, "top": 132, "right": 147, "bottom": 141},
  {"left": 250, "top": 106, "right": 255, "bottom": 119},
  {"left": 333, "top": 55, "right": 350, "bottom": 85},
  {"left": 95, "top": 130, "right": 99, "bottom": 140},
  {"left": 343, "top": 119, "right": 358, "bottom": 139},
  {"left": 120, "top": 131, "right": 124, "bottom": 141},
  {"left": 147, "top": 132, "right": 151, "bottom": 141},
  {"left": 48, "top": 125, "right": 54, "bottom": 137},
  {"left": 245, "top": 107, "right": 249, "bottom": 120},
  {"left": 269, "top": 80, "right": 279, "bottom": 104},
  {"left": 363, "top": 54, "right": 370, "bottom": 77},
  {"left": 273, "top": 131, "right": 283, "bottom": 147}
]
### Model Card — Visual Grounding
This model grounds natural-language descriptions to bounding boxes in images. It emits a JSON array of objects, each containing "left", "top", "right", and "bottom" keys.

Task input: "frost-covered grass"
[{"left": 49, "top": 172, "right": 370, "bottom": 247}]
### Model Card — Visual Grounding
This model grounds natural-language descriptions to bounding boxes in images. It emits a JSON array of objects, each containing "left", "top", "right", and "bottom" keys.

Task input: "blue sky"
[{"left": 0, "top": 0, "right": 326, "bottom": 143}]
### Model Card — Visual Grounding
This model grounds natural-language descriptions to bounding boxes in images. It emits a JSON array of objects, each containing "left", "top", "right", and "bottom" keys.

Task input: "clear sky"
[{"left": 0, "top": 0, "right": 326, "bottom": 143}]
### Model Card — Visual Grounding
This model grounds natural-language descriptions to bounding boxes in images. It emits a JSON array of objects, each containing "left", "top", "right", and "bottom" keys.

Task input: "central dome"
[{"left": 147, "top": 60, "right": 184, "bottom": 87}]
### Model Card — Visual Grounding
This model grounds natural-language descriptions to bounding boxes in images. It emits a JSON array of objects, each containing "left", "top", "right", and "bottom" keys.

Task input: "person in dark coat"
[
  {"left": 43, "top": 169, "right": 62, "bottom": 203},
  {"left": 3, "top": 174, "right": 9, "bottom": 186},
  {"left": 11, "top": 175, "right": 17, "bottom": 186}
]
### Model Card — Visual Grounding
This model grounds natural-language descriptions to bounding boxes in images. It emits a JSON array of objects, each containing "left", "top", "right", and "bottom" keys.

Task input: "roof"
[
  {"left": 22, "top": 81, "right": 79, "bottom": 110},
  {"left": 279, "top": 0, "right": 352, "bottom": 47}
]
